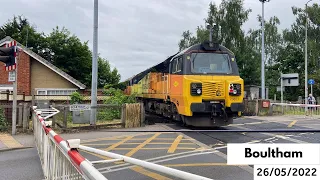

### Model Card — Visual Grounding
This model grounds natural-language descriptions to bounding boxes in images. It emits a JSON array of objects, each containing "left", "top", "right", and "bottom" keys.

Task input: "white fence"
[
  {"left": 270, "top": 103, "right": 320, "bottom": 115},
  {"left": 32, "top": 106, "right": 107, "bottom": 180}
]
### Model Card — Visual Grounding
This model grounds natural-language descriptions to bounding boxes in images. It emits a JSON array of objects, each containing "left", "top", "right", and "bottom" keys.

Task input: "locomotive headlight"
[
  {"left": 229, "top": 83, "right": 241, "bottom": 96},
  {"left": 191, "top": 83, "right": 202, "bottom": 96},
  {"left": 233, "top": 89, "right": 237, "bottom": 95}
]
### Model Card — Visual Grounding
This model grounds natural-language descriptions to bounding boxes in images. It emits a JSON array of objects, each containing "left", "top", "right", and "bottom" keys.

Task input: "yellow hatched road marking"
[
  {"left": 115, "top": 147, "right": 196, "bottom": 150},
  {"left": 288, "top": 120, "right": 298, "bottom": 127},
  {"left": 0, "top": 134, "right": 23, "bottom": 148},
  {"left": 125, "top": 133, "right": 161, "bottom": 157},
  {"left": 81, "top": 132, "right": 155, "bottom": 143},
  {"left": 83, "top": 142, "right": 194, "bottom": 146},
  {"left": 104, "top": 136, "right": 133, "bottom": 151},
  {"left": 162, "top": 163, "right": 246, "bottom": 167},
  {"left": 80, "top": 150, "right": 112, "bottom": 160},
  {"left": 131, "top": 166, "right": 172, "bottom": 180},
  {"left": 130, "top": 138, "right": 193, "bottom": 141},
  {"left": 167, "top": 135, "right": 183, "bottom": 153}
]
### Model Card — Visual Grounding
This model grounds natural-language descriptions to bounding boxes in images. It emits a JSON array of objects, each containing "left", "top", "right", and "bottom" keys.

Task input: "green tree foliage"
[
  {"left": 98, "top": 57, "right": 120, "bottom": 88},
  {"left": 277, "top": 4, "right": 320, "bottom": 100},
  {"left": 178, "top": 0, "right": 258, "bottom": 85},
  {"left": 101, "top": 88, "right": 136, "bottom": 120},
  {"left": 44, "top": 27, "right": 93, "bottom": 86},
  {"left": 0, "top": 16, "right": 121, "bottom": 88},
  {"left": 178, "top": 1, "right": 320, "bottom": 101},
  {"left": 70, "top": 91, "right": 84, "bottom": 104},
  {"left": 0, "top": 15, "right": 45, "bottom": 53},
  {"left": 0, "top": 108, "right": 7, "bottom": 132}
]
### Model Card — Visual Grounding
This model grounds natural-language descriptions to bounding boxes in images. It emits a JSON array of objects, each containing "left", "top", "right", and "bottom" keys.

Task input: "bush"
[
  {"left": 104, "top": 82, "right": 128, "bottom": 91},
  {"left": 0, "top": 108, "right": 8, "bottom": 131},
  {"left": 100, "top": 88, "right": 136, "bottom": 120},
  {"left": 70, "top": 91, "right": 83, "bottom": 104}
]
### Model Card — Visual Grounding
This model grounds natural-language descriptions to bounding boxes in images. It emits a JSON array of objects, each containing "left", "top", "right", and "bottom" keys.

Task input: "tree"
[
  {"left": 0, "top": 15, "right": 45, "bottom": 53},
  {"left": 1, "top": 15, "right": 122, "bottom": 88},
  {"left": 98, "top": 57, "right": 121, "bottom": 88},
  {"left": 247, "top": 16, "right": 283, "bottom": 98},
  {"left": 44, "top": 26, "right": 93, "bottom": 86},
  {"left": 178, "top": 0, "right": 256, "bottom": 84},
  {"left": 278, "top": 3, "right": 320, "bottom": 100}
]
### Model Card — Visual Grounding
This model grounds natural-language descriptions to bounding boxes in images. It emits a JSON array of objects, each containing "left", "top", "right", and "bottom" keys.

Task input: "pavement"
[
  {"left": 0, "top": 132, "right": 34, "bottom": 151},
  {"left": 0, "top": 115, "right": 320, "bottom": 180}
]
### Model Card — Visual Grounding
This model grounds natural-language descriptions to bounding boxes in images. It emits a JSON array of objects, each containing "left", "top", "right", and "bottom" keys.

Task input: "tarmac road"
[
  {"left": 0, "top": 148, "right": 44, "bottom": 180},
  {"left": 79, "top": 115, "right": 320, "bottom": 180}
]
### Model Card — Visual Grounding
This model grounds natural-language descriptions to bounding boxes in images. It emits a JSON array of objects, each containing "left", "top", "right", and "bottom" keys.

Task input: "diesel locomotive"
[{"left": 124, "top": 40, "right": 244, "bottom": 127}]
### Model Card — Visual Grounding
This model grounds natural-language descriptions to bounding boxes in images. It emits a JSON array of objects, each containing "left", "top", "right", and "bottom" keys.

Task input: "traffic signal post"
[{"left": 0, "top": 40, "right": 18, "bottom": 135}]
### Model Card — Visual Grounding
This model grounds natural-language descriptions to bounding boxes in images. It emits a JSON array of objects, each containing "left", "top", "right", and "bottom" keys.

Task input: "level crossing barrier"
[
  {"left": 33, "top": 105, "right": 214, "bottom": 180},
  {"left": 79, "top": 145, "right": 214, "bottom": 180},
  {"left": 32, "top": 106, "right": 107, "bottom": 180}
]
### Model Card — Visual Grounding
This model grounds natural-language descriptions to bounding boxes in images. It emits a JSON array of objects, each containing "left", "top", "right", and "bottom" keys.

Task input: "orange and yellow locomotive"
[{"left": 124, "top": 40, "right": 244, "bottom": 127}]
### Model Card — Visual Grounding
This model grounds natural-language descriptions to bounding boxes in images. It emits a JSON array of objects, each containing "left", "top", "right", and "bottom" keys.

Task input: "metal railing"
[
  {"left": 32, "top": 106, "right": 107, "bottom": 180},
  {"left": 270, "top": 103, "right": 320, "bottom": 116}
]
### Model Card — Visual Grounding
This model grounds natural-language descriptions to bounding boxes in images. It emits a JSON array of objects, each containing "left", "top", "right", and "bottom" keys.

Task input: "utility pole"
[
  {"left": 12, "top": 49, "right": 17, "bottom": 135},
  {"left": 305, "top": 0, "right": 312, "bottom": 113},
  {"left": 90, "top": 0, "right": 98, "bottom": 125},
  {"left": 259, "top": 0, "right": 270, "bottom": 99}
]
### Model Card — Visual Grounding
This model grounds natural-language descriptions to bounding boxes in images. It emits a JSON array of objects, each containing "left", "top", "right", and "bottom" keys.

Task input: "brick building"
[{"left": 0, "top": 36, "right": 86, "bottom": 96}]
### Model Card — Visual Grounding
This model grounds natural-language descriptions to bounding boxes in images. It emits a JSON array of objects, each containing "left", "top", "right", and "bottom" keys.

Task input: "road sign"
[
  {"left": 8, "top": 71, "right": 15, "bottom": 82},
  {"left": 70, "top": 104, "right": 91, "bottom": 111},
  {"left": 308, "top": 79, "right": 315, "bottom": 85},
  {"left": 281, "top": 73, "right": 299, "bottom": 86}
]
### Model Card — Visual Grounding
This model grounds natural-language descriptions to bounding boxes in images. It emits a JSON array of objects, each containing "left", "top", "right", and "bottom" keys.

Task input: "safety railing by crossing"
[
  {"left": 270, "top": 102, "right": 320, "bottom": 116},
  {"left": 32, "top": 106, "right": 107, "bottom": 180}
]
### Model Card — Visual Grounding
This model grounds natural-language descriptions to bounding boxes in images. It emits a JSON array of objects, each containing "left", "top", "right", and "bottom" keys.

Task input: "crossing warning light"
[{"left": 0, "top": 40, "right": 17, "bottom": 71}]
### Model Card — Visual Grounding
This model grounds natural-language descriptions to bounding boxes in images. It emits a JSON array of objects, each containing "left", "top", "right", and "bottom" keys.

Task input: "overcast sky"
[{"left": 0, "top": 0, "right": 307, "bottom": 81}]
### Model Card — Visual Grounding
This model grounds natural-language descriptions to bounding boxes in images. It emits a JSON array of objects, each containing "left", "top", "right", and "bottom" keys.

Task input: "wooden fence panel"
[{"left": 124, "top": 103, "right": 141, "bottom": 128}]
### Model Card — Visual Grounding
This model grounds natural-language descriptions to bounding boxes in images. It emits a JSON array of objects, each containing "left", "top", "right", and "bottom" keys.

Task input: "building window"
[
  {"left": 37, "top": 90, "right": 46, "bottom": 95},
  {"left": 36, "top": 89, "right": 77, "bottom": 95}
]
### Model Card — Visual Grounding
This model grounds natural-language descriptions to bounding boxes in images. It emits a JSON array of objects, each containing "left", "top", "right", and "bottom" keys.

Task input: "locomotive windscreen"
[{"left": 190, "top": 53, "right": 232, "bottom": 74}]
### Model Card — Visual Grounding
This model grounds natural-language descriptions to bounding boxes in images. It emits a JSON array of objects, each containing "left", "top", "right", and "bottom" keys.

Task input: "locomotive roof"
[{"left": 126, "top": 41, "right": 234, "bottom": 85}]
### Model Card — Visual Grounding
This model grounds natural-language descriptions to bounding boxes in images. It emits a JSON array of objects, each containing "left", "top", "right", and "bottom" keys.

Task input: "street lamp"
[
  {"left": 305, "top": 0, "right": 312, "bottom": 113},
  {"left": 259, "top": 0, "right": 270, "bottom": 100}
]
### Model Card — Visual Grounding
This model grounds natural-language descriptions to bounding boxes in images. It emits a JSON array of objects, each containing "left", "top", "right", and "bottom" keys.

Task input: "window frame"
[
  {"left": 170, "top": 56, "right": 183, "bottom": 74},
  {"left": 35, "top": 88, "right": 78, "bottom": 95}
]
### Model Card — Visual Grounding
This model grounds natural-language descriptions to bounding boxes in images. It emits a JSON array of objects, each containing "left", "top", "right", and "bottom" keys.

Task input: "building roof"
[{"left": 0, "top": 36, "right": 86, "bottom": 89}]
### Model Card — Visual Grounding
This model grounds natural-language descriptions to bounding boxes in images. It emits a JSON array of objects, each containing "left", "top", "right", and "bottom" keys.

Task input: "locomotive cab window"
[
  {"left": 171, "top": 57, "right": 183, "bottom": 74},
  {"left": 190, "top": 53, "right": 232, "bottom": 74}
]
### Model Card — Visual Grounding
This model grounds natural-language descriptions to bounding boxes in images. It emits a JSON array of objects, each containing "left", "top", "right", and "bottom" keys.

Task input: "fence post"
[
  {"left": 18, "top": 103, "right": 23, "bottom": 126},
  {"left": 268, "top": 104, "right": 273, "bottom": 116},
  {"left": 31, "top": 89, "right": 35, "bottom": 106},
  {"left": 63, "top": 106, "right": 68, "bottom": 129},
  {"left": 23, "top": 103, "right": 28, "bottom": 132},
  {"left": 121, "top": 104, "right": 126, "bottom": 128},
  {"left": 255, "top": 99, "right": 259, "bottom": 116},
  {"left": 140, "top": 102, "right": 145, "bottom": 127},
  {"left": 52, "top": 102, "right": 56, "bottom": 128}
]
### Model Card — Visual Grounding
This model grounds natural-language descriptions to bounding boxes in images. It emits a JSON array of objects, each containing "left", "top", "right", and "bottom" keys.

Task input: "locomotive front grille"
[{"left": 202, "top": 82, "right": 225, "bottom": 99}]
